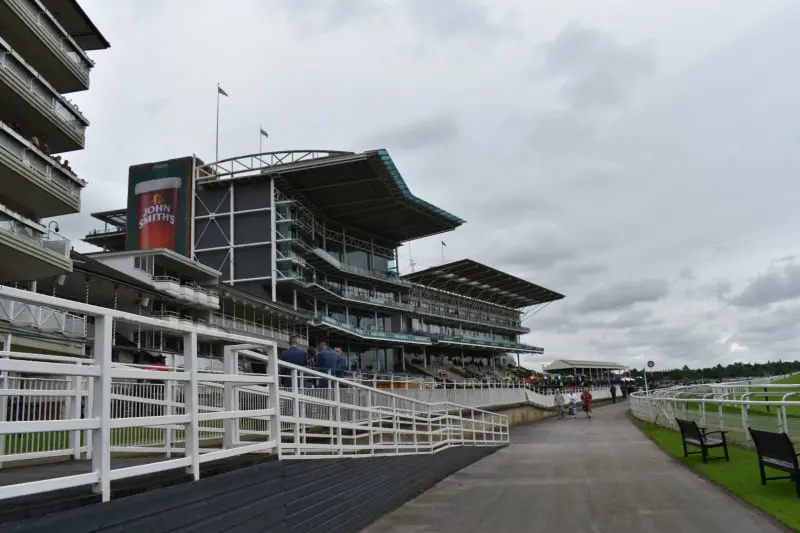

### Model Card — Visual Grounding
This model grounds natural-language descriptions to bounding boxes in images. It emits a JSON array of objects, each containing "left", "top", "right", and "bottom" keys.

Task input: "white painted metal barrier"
[
  {"left": 0, "top": 286, "right": 509, "bottom": 504},
  {"left": 630, "top": 376, "right": 800, "bottom": 445}
]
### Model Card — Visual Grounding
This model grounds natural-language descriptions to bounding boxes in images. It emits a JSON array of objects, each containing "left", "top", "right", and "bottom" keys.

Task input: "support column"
[{"left": 269, "top": 177, "right": 277, "bottom": 302}]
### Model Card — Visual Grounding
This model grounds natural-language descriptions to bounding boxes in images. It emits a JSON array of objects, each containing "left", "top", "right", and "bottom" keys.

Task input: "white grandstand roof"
[{"left": 545, "top": 359, "right": 627, "bottom": 371}]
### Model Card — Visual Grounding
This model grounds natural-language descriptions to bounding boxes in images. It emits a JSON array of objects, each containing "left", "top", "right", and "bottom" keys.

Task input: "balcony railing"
[
  {"left": 308, "top": 280, "right": 412, "bottom": 311},
  {"left": 152, "top": 276, "right": 220, "bottom": 308},
  {"left": 0, "top": 37, "right": 88, "bottom": 139},
  {"left": 412, "top": 302, "right": 528, "bottom": 333},
  {"left": 9, "top": 0, "right": 93, "bottom": 78},
  {"left": 316, "top": 314, "right": 430, "bottom": 344},
  {"left": 311, "top": 248, "right": 410, "bottom": 287},
  {"left": 0, "top": 122, "right": 83, "bottom": 201},
  {"left": 208, "top": 313, "right": 308, "bottom": 346},
  {"left": 0, "top": 214, "right": 70, "bottom": 258},
  {"left": 0, "top": 295, "right": 84, "bottom": 337},
  {"left": 436, "top": 334, "right": 543, "bottom": 353}
]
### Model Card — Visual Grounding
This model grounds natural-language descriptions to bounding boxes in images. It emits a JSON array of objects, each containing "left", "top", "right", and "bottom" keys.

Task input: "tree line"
[{"left": 627, "top": 360, "right": 800, "bottom": 381}]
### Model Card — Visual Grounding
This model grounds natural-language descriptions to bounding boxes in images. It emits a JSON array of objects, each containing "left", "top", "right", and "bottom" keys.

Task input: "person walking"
[
  {"left": 610, "top": 383, "right": 617, "bottom": 404},
  {"left": 580, "top": 388, "right": 593, "bottom": 418},
  {"left": 554, "top": 390, "right": 565, "bottom": 420}
]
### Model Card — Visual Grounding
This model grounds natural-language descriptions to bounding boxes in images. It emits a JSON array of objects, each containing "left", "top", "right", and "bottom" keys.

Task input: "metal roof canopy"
[
  {"left": 545, "top": 359, "right": 627, "bottom": 371},
  {"left": 41, "top": 0, "right": 111, "bottom": 50},
  {"left": 266, "top": 149, "right": 465, "bottom": 246},
  {"left": 404, "top": 259, "right": 565, "bottom": 309},
  {"left": 91, "top": 208, "right": 127, "bottom": 228}
]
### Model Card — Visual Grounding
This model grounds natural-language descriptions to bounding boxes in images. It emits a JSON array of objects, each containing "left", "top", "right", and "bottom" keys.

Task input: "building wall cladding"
[{"left": 8, "top": 447, "right": 497, "bottom": 533}]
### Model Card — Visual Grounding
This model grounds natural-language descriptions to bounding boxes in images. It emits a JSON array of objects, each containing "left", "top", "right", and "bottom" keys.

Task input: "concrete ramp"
[{"left": 362, "top": 403, "right": 786, "bottom": 533}]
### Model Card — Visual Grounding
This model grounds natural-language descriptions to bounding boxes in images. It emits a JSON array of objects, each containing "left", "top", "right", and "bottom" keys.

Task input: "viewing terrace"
[
  {"left": 0, "top": 0, "right": 98, "bottom": 92},
  {"left": 0, "top": 122, "right": 85, "bottom": 218},
  {"left": 0, "top": 36, "right": 89, "bottom": 152}
]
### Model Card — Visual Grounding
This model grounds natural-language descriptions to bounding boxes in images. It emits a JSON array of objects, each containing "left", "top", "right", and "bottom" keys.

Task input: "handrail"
[{"left": 0, "top": 285, "right": 509, "bottom": 504}]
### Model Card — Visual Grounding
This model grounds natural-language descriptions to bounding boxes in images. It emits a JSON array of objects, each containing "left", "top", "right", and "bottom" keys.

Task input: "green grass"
[
  {"left": 635, "top": 419, "right": 800, "bottom": 531},
  {"left": 776, "top": 375, "right": 800, "bottom": 385}
]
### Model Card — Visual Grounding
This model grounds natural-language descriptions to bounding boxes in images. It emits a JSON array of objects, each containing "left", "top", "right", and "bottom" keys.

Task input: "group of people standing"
[
  {"left": 278, "top": 336, "right": 348, "bottom": 386},
  {"left": 553, "top": 389, "right": 593, "bottom": 419}
]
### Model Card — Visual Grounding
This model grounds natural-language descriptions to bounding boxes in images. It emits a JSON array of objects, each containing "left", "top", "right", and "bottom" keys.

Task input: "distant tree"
[{"left": 638, "top": 360, "right": 800, "bottom": 382}]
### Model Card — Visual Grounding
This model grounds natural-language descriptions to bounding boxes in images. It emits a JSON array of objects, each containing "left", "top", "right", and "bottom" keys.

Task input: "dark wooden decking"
[{"left": 0, "top": 454, "right": 274, "bottom": 526}]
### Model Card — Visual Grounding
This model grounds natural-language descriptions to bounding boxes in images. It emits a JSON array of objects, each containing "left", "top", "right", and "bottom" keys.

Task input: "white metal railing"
[
  {"left": 630, "top": 377, "right": 800, "bottom": 445},
  {"left": 0, "top": 209, "right": 71, "bottom": 258},
  {"left": 0, "top": 286, "right": 508, "bottom": 503},
  {"left": 0, "top": 295, "right": 84, "bottom": 337},
  {"left": 197, "top": 150, "right": 353, "bottom": 181}
]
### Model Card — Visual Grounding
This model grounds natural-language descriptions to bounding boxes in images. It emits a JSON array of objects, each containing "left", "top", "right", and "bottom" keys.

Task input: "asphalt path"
[{"left": 362, "top": 402, "right": 789, "bottom": 533}]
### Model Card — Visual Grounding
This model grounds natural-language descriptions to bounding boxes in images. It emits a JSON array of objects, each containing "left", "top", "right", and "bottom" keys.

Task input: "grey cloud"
[
  {"left": 271, "top": 0, "right": 378, "bottom": 32},
  {"left": 370, "top": 114, "right": 460, "bottom": 151},
  {"left": 539, "top": 23, "right": 657, "bottom": 111},
  {"left": 575, "top": 279, "right": 670, "bottom": 314},
  {"left": 558, "top": 262, "right": 607, "bottom": 280},
  {"left": 731, "top": 262, "right": 800, "bottom": 307},
  {"left": 733, "top": 304, "right": 800, "bottom": 346},
  {"left": 591, "top": 323, "right": 723, "bottom": 367},
  {"left": 403, "top": 0, "right": 508, "bottom": 41},
  {"left": 678, "top": 268, "right": 695, "bottom": 281}
]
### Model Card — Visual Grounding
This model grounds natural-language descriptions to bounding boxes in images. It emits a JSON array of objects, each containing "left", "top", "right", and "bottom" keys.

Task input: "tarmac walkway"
[{"left": 362, "top": 402, "right": 788, "bottom": 533}]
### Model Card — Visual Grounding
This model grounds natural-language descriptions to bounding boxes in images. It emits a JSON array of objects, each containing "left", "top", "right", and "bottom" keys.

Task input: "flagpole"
[
  {"left": 441, "top": 242, "right": 445, "bottom": 263},
  {"left": 259, "top": 124, "right": 263, "bottom": 154},
  {"left": 215, "top": 83, "right": 221, "bottom": 162}
]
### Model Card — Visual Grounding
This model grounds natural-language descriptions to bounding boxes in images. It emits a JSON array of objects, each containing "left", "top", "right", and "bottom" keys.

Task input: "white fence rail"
[
  {"left": 0, "top": 286, "right": 509, "bottom": 504},
  {"left": 630, "top": 375, "right": 800, "bottom": 445}
]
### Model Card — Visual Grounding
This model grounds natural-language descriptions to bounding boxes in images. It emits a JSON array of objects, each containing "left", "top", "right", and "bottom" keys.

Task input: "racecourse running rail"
[
  {"left": 629, "top": 376, "right": 800, "bottom": 444},
  {"left": 0, "top": 285, "right": 509, "bottom": 504}
]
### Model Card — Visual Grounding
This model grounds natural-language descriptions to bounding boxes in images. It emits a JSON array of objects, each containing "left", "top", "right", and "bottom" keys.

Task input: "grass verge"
[{"left": 629, "top": 414, "right": 800, "bottom": 532}]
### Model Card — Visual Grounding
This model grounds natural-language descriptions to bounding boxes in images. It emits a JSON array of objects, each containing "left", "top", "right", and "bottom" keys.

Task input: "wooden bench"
[
  {"left": 675, "top": 418, "right": 729, "bottom": 463},
  {"left": 748, "top": 427, "right": 800, "bottom": 498}
]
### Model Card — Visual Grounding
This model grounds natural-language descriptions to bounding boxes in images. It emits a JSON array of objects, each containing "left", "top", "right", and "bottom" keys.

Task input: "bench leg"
[
  {"left": 795, "top": 475, "right": 800, "bottom": 499},
  {"left": 701, "top": 446, "right": 708, "bottom": 464},
  {"left": 721, "top": 434, "right": 729, "bottom": 462},
  {"left": 682, "top": 439, "right": 688, "bottom": 458},
  {"left": 759, "top": 462, "right": 767, "bottom": 486}
]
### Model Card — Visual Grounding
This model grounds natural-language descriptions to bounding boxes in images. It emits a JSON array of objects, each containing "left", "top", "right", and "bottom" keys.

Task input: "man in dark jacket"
[
  {"left": 278, "top": 336, "right": 307, "bottom": 387},
  {"left": 315, "top": 341, "right": 338, "bottom": 388},
  {"left": 334, "top": 347, "right": 347, "bottom": 379}
]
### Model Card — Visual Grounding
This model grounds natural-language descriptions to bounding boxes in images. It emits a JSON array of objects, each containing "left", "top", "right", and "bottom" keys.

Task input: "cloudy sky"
[{"left": 64, "top": 0, "right": 800, "bottom": 371}]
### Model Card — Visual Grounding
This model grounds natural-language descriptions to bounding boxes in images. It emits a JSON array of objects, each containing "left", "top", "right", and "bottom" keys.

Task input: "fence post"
[
  {"left": 334, "top": 381, "right": 343, "bottom": 456},
  {"left": 267, "top": 342, "right": 282, "bottom": 459},
  {"left": 90, "top": 314, "right": 112, "bottom": 502},
  {"left": 291, "top": 368, "right": 300, "bottom": 455},
  {"left": 0, "top": 350, "right": 9, "bottom": 467},
  {"left": 164, "top": 380, "right": 173, "bottom": 457},
  {"left": 222, "top": 345, "right": 239, "bottom": 449},
  {"left": 183, "top": 331, "right": 200, "bottom": 480},
  {"left": 69, "top": 372, "right": 81, "bottom": 459}
]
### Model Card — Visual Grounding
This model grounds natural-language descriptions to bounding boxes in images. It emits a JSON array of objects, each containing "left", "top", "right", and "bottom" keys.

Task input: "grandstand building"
[
  {"left": 83, "top": 149, "right": 565, "bottom": 378},
  {"left": 0, "top": 0, "right": 107, "bottom": 353}
]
